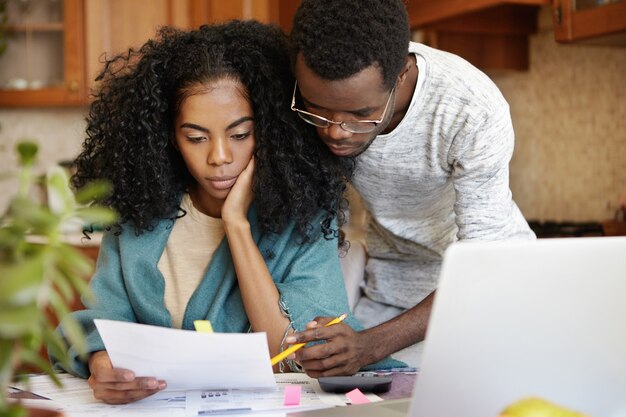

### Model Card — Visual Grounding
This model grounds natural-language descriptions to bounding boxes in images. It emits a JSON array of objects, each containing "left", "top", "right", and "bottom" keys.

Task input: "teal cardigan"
[{"left": 53, "top": 207, "right": 404, "bottom": 377}]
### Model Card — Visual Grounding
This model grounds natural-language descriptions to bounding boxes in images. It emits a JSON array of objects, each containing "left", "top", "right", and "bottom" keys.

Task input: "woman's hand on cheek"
[
  {"left": 87, "top": 350, "right": 166, "bottom": 404},
  {"left": 222, "top": 157, "right": 255, "bottom": 225}
]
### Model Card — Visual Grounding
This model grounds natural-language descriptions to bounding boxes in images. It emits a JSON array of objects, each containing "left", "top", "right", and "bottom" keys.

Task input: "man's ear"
[{"left": 397, "top": 56, "right": 413, "bottom": 84}]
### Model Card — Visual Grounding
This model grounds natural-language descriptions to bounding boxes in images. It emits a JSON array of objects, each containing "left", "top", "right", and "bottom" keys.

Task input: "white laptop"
[{"left": 288, "top": 236, "right": 626, "bottom": 417}]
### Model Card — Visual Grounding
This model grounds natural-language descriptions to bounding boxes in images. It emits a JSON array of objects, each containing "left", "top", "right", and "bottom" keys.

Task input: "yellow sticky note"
[{"left": 194, "top": 320, "right": 213, "bottom": 333}]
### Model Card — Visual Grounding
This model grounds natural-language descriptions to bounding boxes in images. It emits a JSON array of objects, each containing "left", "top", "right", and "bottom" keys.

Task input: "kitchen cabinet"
[
  {"left": 406, "top": 0, "right": 550, "bottom": 71},
  {"left": 85, "top": 0, "right": 297, "bottom": 95},
  {"left": 84, "top": 0, "right": 193, "bottom": 93},
  {"left": 188, "top": 0, "right": 297, "bottom": 34},
  {"left": 552, "top": 0, "right": 626, "bottom": 44},
  {"left": 1, "top": 0, "right": 297, "bottom": 108},
  {"left": 0, "top": 0, "right": 87, "bottom": 107}
]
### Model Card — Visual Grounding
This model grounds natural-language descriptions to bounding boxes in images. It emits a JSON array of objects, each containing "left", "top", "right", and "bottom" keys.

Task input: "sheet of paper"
[
  {"left": 16, "top": 398, "right": 188, "bottom": 417},
  {"left": 12, "top": 373, "right": 187, "bottom": 416},
  {"left": 13, "top": 373, "right": 93, "bottom": 404},
  {"left": 186, "top": 372, "right": 382, "bottom": 415},
  {"left": 94, "top": 319, "right": 276, "bottom": 390},
  {"left": 13, "top": 373, "right": 382, "bottom": 417}
]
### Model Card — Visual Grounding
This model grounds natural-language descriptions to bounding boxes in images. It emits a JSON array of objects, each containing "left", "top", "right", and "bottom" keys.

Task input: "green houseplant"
[{"left": 0, "top": 141, "right": 115, "bottom": 417}]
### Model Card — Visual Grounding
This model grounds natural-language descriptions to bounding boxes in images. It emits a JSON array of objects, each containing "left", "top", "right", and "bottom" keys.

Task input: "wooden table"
[{"left": 11, "top": 372, "right": 417, "bottom": 402}]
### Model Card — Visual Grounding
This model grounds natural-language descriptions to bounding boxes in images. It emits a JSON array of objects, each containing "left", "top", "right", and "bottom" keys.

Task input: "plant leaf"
[
  {"left": 44, "top": 326, "right": 70, "bottom": 370},
  {"left": 46, "top": 290, "right": 69, "bottom": 325},
  {"left": 17, "top": 348, "right": 45, "bottom": 372},
  {"left": 53, "top": 245, "right": 94, "bottom": 306},
  {"left": 48, "top": 293, "right": 86, "bottom": 356},
  {"left": 0, "top": 305, "right": 39, "bottom": 338},
  {"left": 0, "top": 256, "right": 45, "bottom": 307},
  {"left": 16, "top": 142, "right": 38, "bottom": 167},
  {"left": 74, "top": 180, "right": 112, "bottom": 205},
  {"left": 18, "top": 349, "right": 58, "bottom": 386},
  {"left": 60, "top": 314, "right": 87, "bottom": 357},
  {"left": 51, "top": 265, "right": 74, "bottom": 304},
  {"left": 0, "top": 339, "right": 15, "bottom": 400},
  {"left": 46, "top": 166, "right": 75, "bottom": 215},
  {"left": 8, "top": 197, "right": 60, "bottom": 235},
  {"left": 0, "top": 227, "right": 22, "bottom": 251},
  {"left": 55, "top": 244, "right": 94, "bottom": 279},
  {"left": 76, "top": 206, "right": 117, "bottom": 225}
]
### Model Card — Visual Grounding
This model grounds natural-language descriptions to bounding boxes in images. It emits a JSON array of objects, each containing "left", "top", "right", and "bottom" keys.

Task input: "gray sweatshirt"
[{"left": 353, "top": 42, "right": 535, "bottom": 311}]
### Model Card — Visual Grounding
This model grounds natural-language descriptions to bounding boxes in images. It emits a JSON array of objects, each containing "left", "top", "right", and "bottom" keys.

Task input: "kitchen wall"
[
  {"left": 0, "top": 108, "right": 87, "bottom": 212},
  {"left": 490, "top": 6, "right": 626, "bottom": 223},
  {"left": 0, "top": 5, "right": 624, "bottom": 222}
]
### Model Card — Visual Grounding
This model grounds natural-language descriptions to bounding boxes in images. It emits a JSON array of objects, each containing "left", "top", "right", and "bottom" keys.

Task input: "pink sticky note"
[
  {"left": 346, "top": 388, "right": 371, "bottom": 405},
  {"left": 284, "top": 385, "right": 302, "bottom": 406}
]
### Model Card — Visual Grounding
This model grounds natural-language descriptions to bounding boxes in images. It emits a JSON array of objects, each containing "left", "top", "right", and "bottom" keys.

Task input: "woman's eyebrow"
[
  {"left": 179, "top": 122, "right": 208, "bottom": 133},
  {"left": 179, "top": 116, "right": 253, "bottom": 133},
  {"left": 226, "top": 116, "right": 254, "bottom": 130}
]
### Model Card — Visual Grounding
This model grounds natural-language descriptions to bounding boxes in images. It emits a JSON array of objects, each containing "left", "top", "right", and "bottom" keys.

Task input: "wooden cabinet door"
[
  {"left": 0, "top": 0, "right": 87, "bottom": 107},
  {"left": 83, "top": 0, "right": 300, "bottom": 95},
  {"left": 84, "top": 0, "right": 192, "bottom": 94},
  {"left": 406, "top": 0, "right": 548, "bottom": 71},
  {"left": 552, "top": 0, "right": 626, "bottom": 44},
  {"left": 188, "top": 0, "right": 298, "bottom": 33}
]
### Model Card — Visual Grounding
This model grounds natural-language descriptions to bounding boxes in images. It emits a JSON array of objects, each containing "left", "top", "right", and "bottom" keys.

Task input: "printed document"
[
  {"left": 12, "top": 373, "right": 382, "bottom": 416},
  {"left": 94, "top": 319, "right": 276, "bottom": 390},
  {"left": 186, "top": 373, "right": 380, "bottom": 415}
]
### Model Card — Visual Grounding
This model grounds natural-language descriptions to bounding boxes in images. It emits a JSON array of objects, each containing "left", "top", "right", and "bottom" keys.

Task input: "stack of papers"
[
  {"left": 13, "top": 373, "right": 383, "bottom": 416},
  {"left": 10, "top": 320, "right": 383, "bottom": 416}
]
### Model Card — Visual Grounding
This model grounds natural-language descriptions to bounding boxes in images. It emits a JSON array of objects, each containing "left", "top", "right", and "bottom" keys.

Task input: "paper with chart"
[
  {"left": 186, "top": 373, "right": 383, "bottom": 415},
  {"left": 94, "top": 319, "right": 276, "bottom": 390}
]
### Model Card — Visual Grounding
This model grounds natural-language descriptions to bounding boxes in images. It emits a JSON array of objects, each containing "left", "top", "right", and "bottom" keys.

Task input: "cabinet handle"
[
  {"left": 68, "top": 81, "right": 79, "bottom": 93},
  {"left": 554, "top": 4, "right": 562, "bottom": 25}
]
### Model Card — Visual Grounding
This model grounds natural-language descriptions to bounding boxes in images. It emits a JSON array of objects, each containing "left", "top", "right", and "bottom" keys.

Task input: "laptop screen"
[{"left": 411, "top": 237, "right": 626, "bottom": 417}]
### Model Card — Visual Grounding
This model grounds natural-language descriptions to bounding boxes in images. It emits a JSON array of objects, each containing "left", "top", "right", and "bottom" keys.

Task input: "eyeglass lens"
[{"left": 296, "top": 112, "right": 377, "bottom": 133}]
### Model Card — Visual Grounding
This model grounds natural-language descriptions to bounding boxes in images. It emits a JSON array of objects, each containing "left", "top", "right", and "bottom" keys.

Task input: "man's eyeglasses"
[{"left": 291, "top": 81, "right": 395, "bottom": 134}]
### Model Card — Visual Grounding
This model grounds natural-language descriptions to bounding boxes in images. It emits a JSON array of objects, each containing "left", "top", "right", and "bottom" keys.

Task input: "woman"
[{"left": 51, "top": 21, "right": 402, "bottom": 405}]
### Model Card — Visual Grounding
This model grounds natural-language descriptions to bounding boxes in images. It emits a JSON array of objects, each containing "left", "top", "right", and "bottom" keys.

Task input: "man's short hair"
[{"left": 290, "top": 0, "right": 410, "bottom": 89}]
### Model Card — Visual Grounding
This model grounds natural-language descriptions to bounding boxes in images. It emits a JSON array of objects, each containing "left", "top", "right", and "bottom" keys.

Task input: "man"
[{"left": 284, "top": 0, "right": 535, "bottom": 375}]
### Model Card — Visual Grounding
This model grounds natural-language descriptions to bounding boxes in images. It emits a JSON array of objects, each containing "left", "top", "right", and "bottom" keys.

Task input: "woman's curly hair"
[
  {"left": 74, "top": 20, "right": 354, "bottom": 242},
  {"left": 290, "top": 0, "right": 410, "bottom": 90}
]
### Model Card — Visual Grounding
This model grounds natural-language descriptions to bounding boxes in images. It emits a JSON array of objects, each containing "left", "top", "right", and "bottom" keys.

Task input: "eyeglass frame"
[{"left": 290, "top": 81, "right": 395, "bottom": 134}]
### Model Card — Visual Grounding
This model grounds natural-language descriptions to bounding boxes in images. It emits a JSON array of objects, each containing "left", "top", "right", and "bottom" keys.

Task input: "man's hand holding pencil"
[
  {"left": 279, "top": 313, "right": 372, "bottom": 378},
  {"left": 270, "top": 313, "right": 347, "bottom": 365}
]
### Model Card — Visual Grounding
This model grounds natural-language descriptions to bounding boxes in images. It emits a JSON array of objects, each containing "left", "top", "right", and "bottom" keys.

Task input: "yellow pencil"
[{"left": 270, "top": 313, "right": 347, "bottom": 366}]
